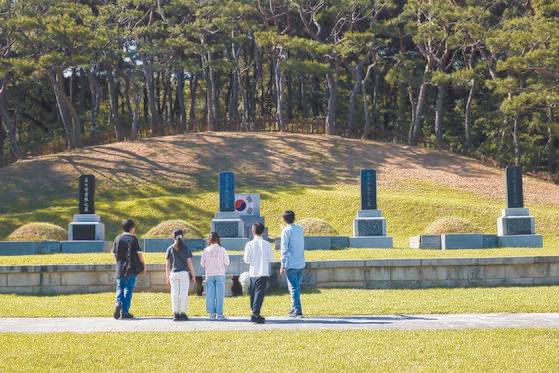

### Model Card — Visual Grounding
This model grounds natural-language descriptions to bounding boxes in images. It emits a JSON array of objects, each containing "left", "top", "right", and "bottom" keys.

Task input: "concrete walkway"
[{"left": 1, "top": 313, "right": 559, "bottom": 333}]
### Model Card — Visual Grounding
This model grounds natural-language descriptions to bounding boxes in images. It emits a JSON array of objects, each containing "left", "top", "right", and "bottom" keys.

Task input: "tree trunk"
[
  {"left": 347, "top": 64, "right": 362, "bottom": 137},
  {"left": 361, "top": 76, "right": 372, "bottom": 140},
  {"left": 130, "top": 83, "right": 142, "bottom": 141},
  {"left": 434, "top": 83, "right": 445, "bottom": 149},
  {"left": 175, "top": 68, "right": 187, "bottom": 133},
  {"left": 300, "top": 74, "right": 308, "bottom": 119},
  {"left": 464, "top": 78, "right": 475, "bottom": 151},
  {"left": 273, "top": 49, "right": 286, "bottom": 132},
  {"left": 189, "top": 75, "right": 197, "bottom": 131},
  {"left": 49, "top": 68, "right": 82, "bottom": 149},
  {"left": 87, "top": 68, "right": 100, "bottom": 140},
  {"left": 325, "top": 71, "right": 337, "bottom": 135},
  {"left": 107, "top": 68, "right": 122, "bottom": 141},
  {"left": 228, "top": 70, "right": 240, "bottom": 130},
  {"left": 409, "top": 67, "right": 429, "bottom": 146},
  {"left": 372, "top": 72, "right": 382, "bottom": 139},
  {"left": 0, "top": 79, "right": 23, "bottom": 159},
  {"left": 0, "top": 121, "right": 5, "bottom": 165},
  {"left": 143, "top": 62, "right": 160, "bottom": 135}
]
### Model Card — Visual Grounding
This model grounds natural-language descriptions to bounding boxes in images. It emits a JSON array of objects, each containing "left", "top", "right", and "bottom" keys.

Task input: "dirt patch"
[{"left": 1, "top": 132, "right": 558, "bottom": 206}]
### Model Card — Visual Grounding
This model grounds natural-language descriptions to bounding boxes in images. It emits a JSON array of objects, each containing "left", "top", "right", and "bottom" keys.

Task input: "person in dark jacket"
[{"left": 112, "top": 219, "right": 145, "bottom": 319}]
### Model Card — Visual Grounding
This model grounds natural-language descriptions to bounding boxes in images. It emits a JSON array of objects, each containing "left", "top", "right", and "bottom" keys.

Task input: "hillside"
[{"left": 0, "top": 132, "right": 558, "bottom": 246}]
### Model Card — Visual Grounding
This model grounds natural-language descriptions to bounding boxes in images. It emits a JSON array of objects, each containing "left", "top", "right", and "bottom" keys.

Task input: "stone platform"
[
  {"left": 2, "top": 255, "right": 559, "bottom": 295},
  {"left": 410, "top": 233, "right": 543, "bottom": 249}
]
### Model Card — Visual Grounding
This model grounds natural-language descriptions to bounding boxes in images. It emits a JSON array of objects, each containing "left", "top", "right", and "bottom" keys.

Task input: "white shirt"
[{"left": 243, "top": 236, "right": 274, "bottom": 277}]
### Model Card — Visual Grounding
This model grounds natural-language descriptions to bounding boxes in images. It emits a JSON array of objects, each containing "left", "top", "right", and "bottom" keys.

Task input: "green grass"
[
  {"left": 1, "top": 329, "right": 558, "bottom": 372},
  {"left": 2, "top": 287, "right": 559, "bottom": 317},
  {"left": 0, "top": 246, "right": 558, "bottom": 266}
]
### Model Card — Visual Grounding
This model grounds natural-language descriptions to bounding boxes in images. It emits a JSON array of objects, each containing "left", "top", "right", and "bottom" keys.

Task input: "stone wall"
[{"left": 1, "top": 256, "right": 558, "bottom": 295}]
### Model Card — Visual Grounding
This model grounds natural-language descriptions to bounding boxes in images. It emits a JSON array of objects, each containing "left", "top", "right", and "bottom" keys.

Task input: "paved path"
[{"left": 1, "top": 313, "right": 559, "bottom": 333}]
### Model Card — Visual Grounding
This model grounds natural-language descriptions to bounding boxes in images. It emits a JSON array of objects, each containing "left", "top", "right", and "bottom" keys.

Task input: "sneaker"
[
  {"left": 209, "top": 313, "right": 217, "bottom": 320},
  {"left": 288, "top": 311, "right": 296, "bottom": 318},
  {"left": 251, "top": 315, "right": 265, "bottom": 324},
  {"left": 121, "top": 313, "right": 134, "bottom": 319},
  {"left": 180, "top": 313, "right": 189, "bottom": 321},
  {"left": 173, "top": 313, "right": 181, "bottom": 321},
  {"left": 216, "top": 314, "right": 226, "bottom": 321},
  {"left": 295, "top": 314, "right": 304, "bottom": 319},
  {"left": 113, "top": 302, "right": 122, "bottom": 320}
]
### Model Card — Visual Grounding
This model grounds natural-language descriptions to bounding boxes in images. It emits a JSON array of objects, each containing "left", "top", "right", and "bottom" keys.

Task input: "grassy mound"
[
  {"left": 299, "top": 218, "right": 339, "bottom": 236},
  {"left": 424, "top": 217, "right": 479, "bottom": 235},
  {"left": 7, "top": 223, "right": 67, "bottom": 241},
  {"left": 144, "top": 219, "right": 202, "bottom": 238}
]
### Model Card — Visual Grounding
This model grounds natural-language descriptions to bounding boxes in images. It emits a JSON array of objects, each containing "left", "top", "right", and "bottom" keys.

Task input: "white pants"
[{"left": 169, "top": 271, "right": 190, "bottom": 314}]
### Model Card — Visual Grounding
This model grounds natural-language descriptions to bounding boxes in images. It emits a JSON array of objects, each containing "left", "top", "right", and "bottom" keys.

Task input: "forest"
[{"left": 0, "top": 1, "right": 558, "bottom": 178}]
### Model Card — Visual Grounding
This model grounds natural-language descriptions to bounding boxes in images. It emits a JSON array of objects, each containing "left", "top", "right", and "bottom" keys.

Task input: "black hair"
[
  {"left": 122, "top": 219, "right": 135, "bottom": 233},
  {"left": 208, "top": 232, "right": 221, "bottom": 246},
  {"left": 253, "top": 222, "right": 265, "bottom": 236},
  {"left": 172, "top": 229, "right": 185, "bottom": 251},
  {"left": 283, "top": 210, "right": 295, "bottom": 224}
]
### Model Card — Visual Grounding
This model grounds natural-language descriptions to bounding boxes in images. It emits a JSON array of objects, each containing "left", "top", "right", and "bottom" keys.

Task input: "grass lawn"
[
  {"left": 1, "top": 329, "right": 558, "bottom": 372},
  {"left": 0, "top": 247, "right": 558, "bottom": 266},
  {"left": 1, "top": 181, "right": 558, "bottom": 249},
  {"left": 2, "top": 287, "right": 559, "bottom": 317}
]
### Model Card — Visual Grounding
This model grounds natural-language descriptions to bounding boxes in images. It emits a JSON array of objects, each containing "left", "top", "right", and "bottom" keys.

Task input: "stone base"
[
  {"left": 60, "top": 240, "right": 105, "bottom": 253},
  {"left": 497, "top": 216, "right": 535, "bottom": 236},
  {"left": 68, "top": 222, "right": 105, "bottom": 241},
  {"left": 72, "top": 214, "right": 101, "bottom": 223},
  {"left": 0, "top": 241, "right": 61, "bottom": 256},
  {"left": 353, "top": 214, "right": 387, "bottom": 237},
  {"left": 220, "top": 238, "right": 250, "bottom": 251},
  {"left": 442, "top": 234, "right": 497, "bottom": 250},
  {"left": 143, "top": 238, "right": 207, "bottom": 252},
  {"left": 497, "top": 208, "right": 535, "bottom": 235},
  {"left": 211, "top": 218, "right": 244, "bottom": 238},
  {"left": 410, "top": 235, "right": 442, "bottom": 249},
  {"left": 349, "top": 236, "right": 393, "bottom": 248},
  {"left": 498, "top": 234, "right": 543, "bottom": 248},
  {"left": 239, "top": 215, "right": 268, "bottom": 239}
]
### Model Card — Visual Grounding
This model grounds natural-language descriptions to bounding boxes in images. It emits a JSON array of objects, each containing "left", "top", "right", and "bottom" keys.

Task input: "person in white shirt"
[{"left": 243, "top": 222, "right": 274, "bottom": 324}]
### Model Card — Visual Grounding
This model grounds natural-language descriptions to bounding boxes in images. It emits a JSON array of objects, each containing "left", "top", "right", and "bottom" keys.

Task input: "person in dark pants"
[
  {"left": 112, "top": 219, "right": 145, "bottom": 319},
  {"left": 243, "top": 223, "right": 274, "bottom": 324}
]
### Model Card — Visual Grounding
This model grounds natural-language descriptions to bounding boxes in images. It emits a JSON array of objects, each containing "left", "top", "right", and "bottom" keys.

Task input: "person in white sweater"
[
  {"left": 243, "top": 223, "right": 274, "bottom": 324},
  {"left": 200, "top": 232, "right": 230, "bottom": 320}
]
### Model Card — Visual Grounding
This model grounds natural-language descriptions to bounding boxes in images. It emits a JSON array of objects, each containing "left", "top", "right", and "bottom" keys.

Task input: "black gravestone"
[
  {"left": 505, "top": 166, "right": 524, "bottom": 208},
  {"left": 219, "top": 171, "right": 235, "bottom": 212},
  {"left": 78, "top": 174, "right": 96, "bottom": 214},
  {"left": 360, "top": 169, "right": 377, "bottom": 210}
]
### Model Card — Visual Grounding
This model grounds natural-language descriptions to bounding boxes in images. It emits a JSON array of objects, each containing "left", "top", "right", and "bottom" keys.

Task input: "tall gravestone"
[
  {"left": 496, "top": 166, "right": 542, "bottom": 247},
  {"left": 210, "top": 171, "right": 245, "bottom": 239},
  {"left": 68, "top": 174, "right": 105, "bottom": 241},
  {"left": 350, "top": 169, "right": 393, "bottom": 248}
]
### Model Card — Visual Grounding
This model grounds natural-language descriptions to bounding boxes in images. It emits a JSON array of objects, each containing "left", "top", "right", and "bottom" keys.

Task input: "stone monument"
[
  {"left": 496, "top": 166, "right": 542, "bottom": 247},
  {"left": 68, "top": 174, "right": 105, "bottom": 241},
  {"left": 210, "top": 172, "right": 245, "bottom": 240},
  {"left": 350, "top": 169, "right": 393, "bottom": 248}
]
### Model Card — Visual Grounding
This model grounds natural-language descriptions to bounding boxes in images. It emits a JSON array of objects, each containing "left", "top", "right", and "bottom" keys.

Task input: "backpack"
[{"left": 123, "top": 237, "right": 144, "bottom": 275}]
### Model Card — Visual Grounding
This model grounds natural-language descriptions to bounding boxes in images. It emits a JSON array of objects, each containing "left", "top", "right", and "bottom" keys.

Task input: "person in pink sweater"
[{"left": 200, "top": 232, "right": 230, "bottom": 320}]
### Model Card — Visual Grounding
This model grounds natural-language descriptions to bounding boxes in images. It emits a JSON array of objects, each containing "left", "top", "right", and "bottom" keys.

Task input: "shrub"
[
  {"left": 144, "top": 219, "right": 202, "bottom": 238},
  {"left": 424, "top": 217, "right": 479, "bottom": 235},
  {"left": 8, "top": 223, "right": 67, "bottom": 241},
  {"left": 299, "top": 218, "right": 339, "bottom": 236}
]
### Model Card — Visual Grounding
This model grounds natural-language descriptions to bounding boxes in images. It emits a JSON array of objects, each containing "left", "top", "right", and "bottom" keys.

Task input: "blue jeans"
[
  {"left": 205, "top": 275, "right": 225, "bottom": 315},
  {"left": 116, "top": 274, "right": 137, "bottom": 314},
  {"left": 286, "top": 268, "right": 304, "bottom": 315}
]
